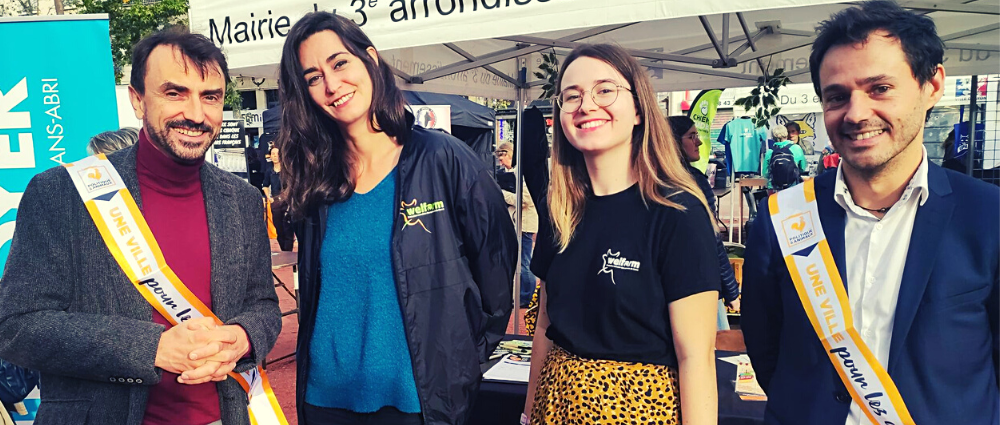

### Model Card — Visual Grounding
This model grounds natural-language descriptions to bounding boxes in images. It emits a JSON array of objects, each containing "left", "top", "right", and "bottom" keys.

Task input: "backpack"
[
  {"left": 769, "top": 144, "right": 802, "bottom": 189},
  {"left": 709, "top": 158, "right": 730, "bottom": 189},
  {"left": 0, "top": 358, "right": 38, "bottom": 410}
]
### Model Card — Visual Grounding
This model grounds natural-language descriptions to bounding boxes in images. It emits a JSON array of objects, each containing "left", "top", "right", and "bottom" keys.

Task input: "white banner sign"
[
  {"left": 224, "top": 109, "right": 267, "bottom": 129},
  {"left": 189, "top": 0, "right": 845, "bottom": 78},
  {"left": 191, "top": 0, "right": 998, "bottom": 99}
]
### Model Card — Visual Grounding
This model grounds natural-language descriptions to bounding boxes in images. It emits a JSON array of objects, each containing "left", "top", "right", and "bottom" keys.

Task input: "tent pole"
[
  {"left": 722, "top": 14, "right": 730, "bottom": 59},
  {"left": 697, "top": 16, "right": 728, "bottom": 64},
  {"left": 512, "top": 59, "right": 526, "bottom": 335},
  {"left": 729, "top": 172, "right": 736, "bottom": 243},
  {"left": 735, "top": 12, "right": 768, "bottom": 74},
  {"left": 966, "top": 75, "right": 978, "bottom": 176}
]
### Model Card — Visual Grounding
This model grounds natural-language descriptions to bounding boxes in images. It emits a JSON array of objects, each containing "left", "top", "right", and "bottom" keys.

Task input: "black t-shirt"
[
  {"left": 530, "top": 185, "right": 720, "bottom": 367},
  {"left": 263, "top": 166, "right": 283, "bottom": 197}
]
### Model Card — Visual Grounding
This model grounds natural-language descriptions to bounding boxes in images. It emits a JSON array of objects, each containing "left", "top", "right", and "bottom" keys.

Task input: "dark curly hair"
[
  {"left": 809, "top": 0, "right": 944, "bottom": 98},
  {"left": 276, "top": 11, "right": 409, "bottom": 220},
  {"left": 130, "top": 28, "right": 230, "bottom": 95}
]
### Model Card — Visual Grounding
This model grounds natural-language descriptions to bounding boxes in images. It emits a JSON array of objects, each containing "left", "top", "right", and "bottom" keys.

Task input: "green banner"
[{"left": 687, "top": 89, "right": 723, "bottom": 173}]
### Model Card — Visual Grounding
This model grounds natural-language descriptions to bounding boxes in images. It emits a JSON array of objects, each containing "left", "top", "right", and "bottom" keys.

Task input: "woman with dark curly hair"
[{"left": 276, "top": 12, "right": 517, "bottom": 425}]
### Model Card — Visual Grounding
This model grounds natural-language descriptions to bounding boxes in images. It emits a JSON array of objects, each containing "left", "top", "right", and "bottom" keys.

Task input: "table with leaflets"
[{"left": 469, "top": 335, "right": 766, "bottom": 425}]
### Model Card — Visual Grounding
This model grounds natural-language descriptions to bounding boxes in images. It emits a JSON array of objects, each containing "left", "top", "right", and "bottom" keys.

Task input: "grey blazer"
[{"left": 0, "top": 144, "right": 282, "bottom": 425}]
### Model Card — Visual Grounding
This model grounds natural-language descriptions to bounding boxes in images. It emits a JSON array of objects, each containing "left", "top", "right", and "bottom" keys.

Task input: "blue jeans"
[
  {"left": 520, "top": 232, "right": 537, "bottom": 306},
  {"left": 717, "top": 299, "right": 731, "bottom": 331}
]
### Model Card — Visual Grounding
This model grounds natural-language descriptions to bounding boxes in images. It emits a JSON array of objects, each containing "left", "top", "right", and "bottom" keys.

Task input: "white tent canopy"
[
  {"left": 190, "top": 0, "right": 999, "bottom": 99},
  {"left": 188, "top": 0, "right": 998, "bottom": 331}
]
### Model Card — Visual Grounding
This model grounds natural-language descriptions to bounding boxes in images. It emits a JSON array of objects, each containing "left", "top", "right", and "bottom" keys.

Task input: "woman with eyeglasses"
[
  {"left": 669, "top": 116, "right": 741, "bottom": 332},
  {"left": 276, "top": 12, "right": 517, "bottom": 425},
  {"left": 522, "top": 44, "right": 720, "bottom": 425}
]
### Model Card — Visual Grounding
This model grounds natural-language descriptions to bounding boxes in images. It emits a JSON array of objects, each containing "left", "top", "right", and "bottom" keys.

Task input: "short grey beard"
[{"left": 145, "top": 123, "right": 213, "bottom": 165}]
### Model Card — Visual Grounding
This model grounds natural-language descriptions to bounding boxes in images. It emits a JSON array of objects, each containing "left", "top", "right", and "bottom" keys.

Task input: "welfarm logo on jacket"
[{"left": 399, "top": 198, "right": 446, "bottom": 233}]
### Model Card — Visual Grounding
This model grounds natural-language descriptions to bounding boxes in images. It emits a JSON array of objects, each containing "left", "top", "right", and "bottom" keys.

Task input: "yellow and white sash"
[
  {"left": 767, "top": 179, "right": 914, "bottom": 425},
  {"left": 65, "top": 154, "right": 288, "bottom": 425}
]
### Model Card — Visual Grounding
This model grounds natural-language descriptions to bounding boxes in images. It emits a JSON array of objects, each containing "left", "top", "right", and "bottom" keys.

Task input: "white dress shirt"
[{"left": 833, "top": 148, "right": 929, "bottom": 425}]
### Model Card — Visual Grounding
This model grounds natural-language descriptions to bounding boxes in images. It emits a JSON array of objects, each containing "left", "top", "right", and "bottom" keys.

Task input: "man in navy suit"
[{"left": 742, "top": 1, "right": 999, "bottom": 424}]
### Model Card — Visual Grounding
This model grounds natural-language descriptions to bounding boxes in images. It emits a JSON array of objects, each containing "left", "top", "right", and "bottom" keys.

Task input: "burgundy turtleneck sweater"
[{"left": 136, "top": 130, "right": 221, "bottom": 425}]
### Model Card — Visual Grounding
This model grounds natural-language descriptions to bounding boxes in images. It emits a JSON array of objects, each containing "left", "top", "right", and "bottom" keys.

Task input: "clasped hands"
[{"left": 154, "top": 317, "right": 250, "bottom": 385}]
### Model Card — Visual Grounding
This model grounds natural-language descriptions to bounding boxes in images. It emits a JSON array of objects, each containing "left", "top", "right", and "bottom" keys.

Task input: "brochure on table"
[
  {"left": 720, "top": 354, "right": 767, "bottom": 401},
  {"left": 484, "top": 353, "right": 531, "bottom": 383}
]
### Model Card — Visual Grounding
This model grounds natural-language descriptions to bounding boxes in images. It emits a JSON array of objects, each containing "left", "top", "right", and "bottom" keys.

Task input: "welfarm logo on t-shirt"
[{"left": 597, "top": 249, "right": 641, "bottom": 285}]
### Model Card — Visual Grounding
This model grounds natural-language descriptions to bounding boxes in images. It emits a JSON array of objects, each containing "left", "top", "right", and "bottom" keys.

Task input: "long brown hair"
[
  {"left": 548, "top": 44, "right": 713, "bottom": 250},
  {"left": 276, "top": 11, "right": 408, "bottom": 221}
]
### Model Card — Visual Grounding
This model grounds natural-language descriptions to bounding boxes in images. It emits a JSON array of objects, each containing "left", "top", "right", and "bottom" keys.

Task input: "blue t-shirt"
[
  {"left": 306, "top": 168, "right": 421, "bottom": 413},
  {"left": 718, "top": 118, "right": 767, "bottom": 173}
]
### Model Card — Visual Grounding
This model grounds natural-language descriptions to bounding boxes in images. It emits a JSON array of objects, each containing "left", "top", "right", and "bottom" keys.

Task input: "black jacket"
[
  {"left": 293, "top": 124, "right": 517, "bottom": 425},
  {"left": 686, "top": 165, "right": 740, "bottom": 303}
]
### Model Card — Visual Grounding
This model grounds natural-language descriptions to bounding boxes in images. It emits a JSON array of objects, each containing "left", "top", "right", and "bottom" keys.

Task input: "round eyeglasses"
[{"left": 556, "top": 81, "right": 633, "bottom": 113}]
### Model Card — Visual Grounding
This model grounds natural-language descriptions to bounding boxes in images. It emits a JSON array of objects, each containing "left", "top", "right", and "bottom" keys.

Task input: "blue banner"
[
  {"left": 0, "top": 16, "right": 119, "bottom": 274},
  {"left": 953, "top": 122, "right": 985, "bottom": 160}
]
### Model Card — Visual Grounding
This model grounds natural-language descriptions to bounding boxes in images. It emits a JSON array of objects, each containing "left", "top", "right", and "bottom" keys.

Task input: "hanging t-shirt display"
[
  {"left": 718, "top": 118, "right": 768, "bottom": 173},
  {"left": 530, "top": 185, "right": 721, "bottom": 367}
]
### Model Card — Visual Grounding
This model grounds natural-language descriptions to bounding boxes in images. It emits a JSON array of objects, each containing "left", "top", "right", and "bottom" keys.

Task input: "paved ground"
[{"left": 260, "top": 248, "right": 298, "bottom": 423}]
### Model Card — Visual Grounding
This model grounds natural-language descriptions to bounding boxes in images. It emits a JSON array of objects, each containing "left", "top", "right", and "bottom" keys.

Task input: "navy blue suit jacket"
[{"left": 742, "top": 164, "right": 999, "bottom": 424}]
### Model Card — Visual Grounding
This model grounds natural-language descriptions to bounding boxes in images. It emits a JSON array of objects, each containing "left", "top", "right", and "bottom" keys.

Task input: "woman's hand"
[{"left": 726, "top": 298, "right": 741, "bottom": 313}]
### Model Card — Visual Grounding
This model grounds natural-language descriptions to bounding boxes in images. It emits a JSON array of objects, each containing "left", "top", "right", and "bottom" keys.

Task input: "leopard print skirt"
[
  {"left": 530, "top": 346, "right": 681, "bottom": 424},
  {"left": 523, "top": 284, "right": 540, "bottom": 336}
]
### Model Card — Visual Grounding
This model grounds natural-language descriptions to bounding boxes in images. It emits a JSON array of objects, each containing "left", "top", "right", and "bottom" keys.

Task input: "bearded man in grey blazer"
[{"left": 0, "top": 29, "right": 281, "bottom": 425}]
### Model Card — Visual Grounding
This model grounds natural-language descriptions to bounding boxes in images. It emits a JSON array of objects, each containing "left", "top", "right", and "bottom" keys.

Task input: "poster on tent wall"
[
  {"left": 0, "top": 15, "right": 118, "bottom": 277},
  {"left": 408, "top": 105, "right": 452, "bottom": 134},
  {"left": 688, "top": 89, "right": 722, "bottom": 173},
  {"left": 771, "top": 112, "right": 830, "bottom": 169}
]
